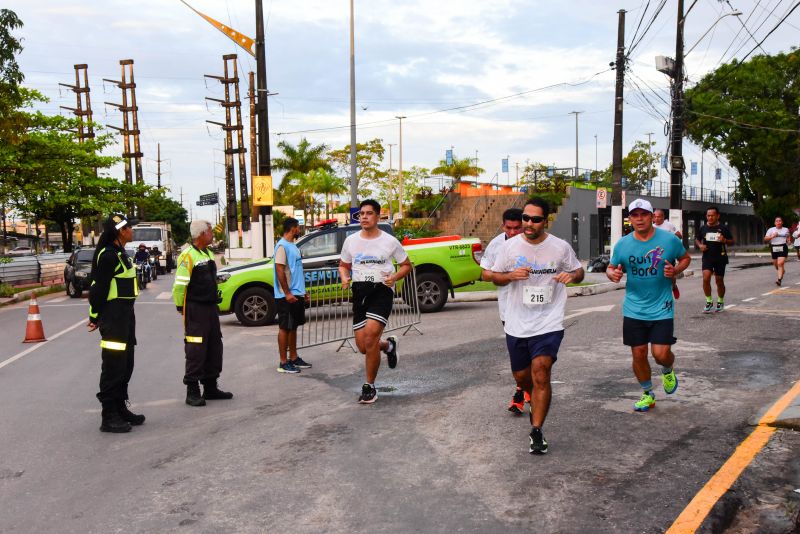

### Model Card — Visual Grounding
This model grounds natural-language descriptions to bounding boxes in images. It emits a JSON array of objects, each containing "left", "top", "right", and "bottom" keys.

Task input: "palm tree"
[
  {"left": 272, "top": 138, "right": 331, "bottom": 225},
  {"left": 430, "top": 156, "right": 484, "bottom": 182},
  {"left": 308, "top": 169, "right": 347, "bottom": 220}
]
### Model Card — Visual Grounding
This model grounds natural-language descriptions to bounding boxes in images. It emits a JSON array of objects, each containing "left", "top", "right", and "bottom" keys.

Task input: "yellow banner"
[
  {"left": 252, "top": 175, "right": 273, "bottom": 207},
  {"left": 181, "top": 0, "right": 256, "bottom": 57}
]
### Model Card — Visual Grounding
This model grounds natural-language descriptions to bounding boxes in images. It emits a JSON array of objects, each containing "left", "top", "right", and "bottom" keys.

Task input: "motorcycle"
[
  {"left": 136, "top": 260, "right": 151, "bottom": 289},
  {"left": 148, "top": 255, "right": 158, "bottom": 281}
]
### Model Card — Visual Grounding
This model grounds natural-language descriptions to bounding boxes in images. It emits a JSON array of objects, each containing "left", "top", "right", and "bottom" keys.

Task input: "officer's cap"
[{"left": 103, "top": 214, "right": 139, "bottom": 232}]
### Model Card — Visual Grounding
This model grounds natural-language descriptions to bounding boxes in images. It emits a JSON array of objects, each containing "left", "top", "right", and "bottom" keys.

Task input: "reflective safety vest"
[
  {"left": 88, "top": 247, "right": 139, "bottom": 325},
  {"left": 92, "top": 247, "right": 139, "bottom": 302}
]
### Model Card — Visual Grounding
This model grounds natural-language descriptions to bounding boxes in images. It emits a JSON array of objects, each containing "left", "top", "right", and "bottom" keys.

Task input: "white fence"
[{"left": 297, "top": 266, "right": 422, "bottom": 351}]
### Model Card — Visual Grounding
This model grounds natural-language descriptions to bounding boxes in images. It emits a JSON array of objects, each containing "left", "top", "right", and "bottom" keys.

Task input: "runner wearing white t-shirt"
[
  {"left": 339, "top": 199, "right": 412, "bottom": 404},
  {"left": 764, "top": 216, "right": 791, "bottom": 285},
  {"left": 653, "top": 209, "right": 683, "bottom": 300},
  {"left": 792, "top": 225, "right": 800, "bottom": 261},
  {"left": 479, "top": 208, "right": 527, "bottom": 414},
  {"left": 491, "top": 198, "right": 584, "bottom": 454}
]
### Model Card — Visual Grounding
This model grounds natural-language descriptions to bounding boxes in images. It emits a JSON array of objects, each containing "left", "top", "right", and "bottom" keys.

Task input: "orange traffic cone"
[{"left": 22, "top": 296, "right": 47, "bottom": 343}]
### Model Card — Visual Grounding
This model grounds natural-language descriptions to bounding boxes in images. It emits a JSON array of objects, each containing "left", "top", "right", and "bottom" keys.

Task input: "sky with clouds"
[{"left": 6, "top": 0, "right": 799, "bottom": 221}]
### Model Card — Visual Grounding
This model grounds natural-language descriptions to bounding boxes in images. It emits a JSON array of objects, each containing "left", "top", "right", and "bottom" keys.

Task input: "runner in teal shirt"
[{"left": 607, "top": 199, "right": 691, "bottom": 413}]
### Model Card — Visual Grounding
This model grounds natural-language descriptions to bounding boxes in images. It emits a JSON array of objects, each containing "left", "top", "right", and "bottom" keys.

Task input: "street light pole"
[
  {"left": 569, "top": 111, "right": 582, "bottom": 179},
  {"left": 396, "top": 116, "right": 406, "bottom": 218},
  {"left": 348, "top": 0, "right": 358, "bottom": 210},
  {"left": 387, "top": 142, "right": 395, "bottom": 218},
  {"left": 594, "top": 134, "right": 598, "bottom": 172}
]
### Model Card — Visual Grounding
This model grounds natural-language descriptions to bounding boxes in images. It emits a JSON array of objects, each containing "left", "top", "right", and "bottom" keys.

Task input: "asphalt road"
[{"left": 0, "top": 259, "right": 798, "bottom": 533}]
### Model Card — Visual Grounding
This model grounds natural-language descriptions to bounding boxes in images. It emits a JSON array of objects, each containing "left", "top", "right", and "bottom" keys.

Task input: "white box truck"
[{"left": 126, "top": 222, "right": 178, "bottom": 274}]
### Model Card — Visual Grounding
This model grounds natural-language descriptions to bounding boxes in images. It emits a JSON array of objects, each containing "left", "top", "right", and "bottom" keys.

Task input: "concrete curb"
[
  {"left": 748, "top": 385, "right": 800, "bottom": 431},
  {"left": 0, "top": 284, "right": 65, "bottom": 308},
  {"left": 453, "top": 269, "right": 695, "bottom": 302}
]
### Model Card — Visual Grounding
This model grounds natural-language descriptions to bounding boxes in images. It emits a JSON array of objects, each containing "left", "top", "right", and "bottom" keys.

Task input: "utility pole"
[
  {"left": 646, "top": 132, "right": 654, "bottom": 194},
  {"left": 610, "top": 9, "right": 626, "bottom": 249},
  {"left": 669, "top": 0, "right": 686, "bottom": 235},
  {"left": 205, "top": 55, "right": 243, "bottom": 249},
  {"left": 569, "top": 111, "right": 583, "bottom": 178},
  {"left": 60, "top": 63, "right": 97, "bottom": 248},
  {"left": 104, "top": 59, "right": 144, "bottom": 218},
  {"left": 396, "top": 116, "right": 406, "bottom": 218},
  {"left": 594, "top": 134, "right": 598, "bottom": 172},
  {"left": 248, "top": 71, "right": 257, "bottom": 201},
  {"left": 348, "top": 0, "right": 358, "bottom": 210},
  {"left": 255, "top": 0, "right": 274, "bottom": 257},
  {"left": 387, "top": 143, "right": 396, "bottom": 217}
]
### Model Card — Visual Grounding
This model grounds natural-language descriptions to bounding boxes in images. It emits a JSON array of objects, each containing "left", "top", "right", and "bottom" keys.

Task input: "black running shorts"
[
  {"left": 352, "top": 282, "right": 394, "bottom": 330},
  {"left": 701, "top": 257, "right": 727, "bottom": 276},
  {"left": 771, "top": 244, "right": 788, "bottom": 259},
  {"left": 505, "top": 330, "right": 564, "bottom": 372},
  {"left": 622, "top": 317, "right": 676, "bottom": 347},
  {"left": 276, "top": 297, "right": 306, "bottom": 331}
]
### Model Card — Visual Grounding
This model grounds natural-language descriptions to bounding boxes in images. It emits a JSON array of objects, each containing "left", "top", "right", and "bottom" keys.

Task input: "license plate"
[{"left": 523, "top": 286, "right": 552, "bottom": 305}]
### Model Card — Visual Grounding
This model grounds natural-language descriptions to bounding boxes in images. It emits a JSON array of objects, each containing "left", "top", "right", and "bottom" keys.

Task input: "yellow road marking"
[
  {"left": 727, "top": 307, "right": 800, "bottom": 315},
  {"left": 667, "top": 379, "right": 800, "bottom": 533},
  {"left": 768, "top": 288, "right": 800, "bottom": 295}
]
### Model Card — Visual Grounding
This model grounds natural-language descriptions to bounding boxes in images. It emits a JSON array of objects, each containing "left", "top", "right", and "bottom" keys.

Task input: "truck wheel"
[
  {"left": 66, "top": 279, "right": 82, "bottom": 298},
  {"left": 234, "top": 287, "right": 276, "bottom": 326},
  {"left": 415, "top": 272, "right": 448, "bottom": 313}
]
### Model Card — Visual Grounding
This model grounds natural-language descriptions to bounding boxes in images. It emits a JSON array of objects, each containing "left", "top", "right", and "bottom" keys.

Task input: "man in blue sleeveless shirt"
[
  {"left": 607, "top": 199, "right": 691, "bottom": 412},
  {"left": 274, "top": 217, "right": 312, "bottom": 374}
]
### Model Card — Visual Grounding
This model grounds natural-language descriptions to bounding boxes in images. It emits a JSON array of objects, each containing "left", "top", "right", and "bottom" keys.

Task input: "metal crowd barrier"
[
  {"left": 297, "top": 265, "right": 422, "bottom": 351},
  {"left": 0, "top": 254, "right": 69, "bottom": 285}
]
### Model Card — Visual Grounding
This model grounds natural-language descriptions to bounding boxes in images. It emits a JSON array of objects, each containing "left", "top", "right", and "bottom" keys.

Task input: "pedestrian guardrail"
[
  {"left": 297, "top": 266, "right": 422, "bottom": 351},
  {"left": 0, "top": 254, "right": 70, "bottom": 285}
]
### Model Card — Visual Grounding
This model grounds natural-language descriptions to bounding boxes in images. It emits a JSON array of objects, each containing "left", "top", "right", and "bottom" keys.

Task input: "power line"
[
  {"left": 686, "top": 109, "right": 800, "bottom": 133},
  {"left": 276, "top": 67, "right": 614, "bottom": 136},
  {"left": 628, "top": 0, "right": 669, "bottom": 57},
  {"left": 735, "top": 0, "right": 800, "bottom": 64}
]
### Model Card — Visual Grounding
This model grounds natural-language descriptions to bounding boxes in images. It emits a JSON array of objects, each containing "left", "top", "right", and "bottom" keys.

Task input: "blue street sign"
[
  {"left": 621, "top": 177, "right": 628, "bottom": 188},
  {"left": 661, "top": 155, "right": 668, "bottom": 169},
  {"left": 547, "top": 166, "right": 554, "bottom": 177},
  {"left": 502, "top": 158, "right": 509, "bottom": 173},
  {"left": 584, "top": 170, "right": 591, "bottom": 181},
  {"left": 349, "top": 207, "right": 360, "bottom": 224},
  {"left": 690, "top": 162, "right": 697, "bottom": 175},
  {"left": 446, "top": 149, "right": 453, "bottom": 166},
  {"left": 715, "top": 168, "right": 722, "bottom": 180}
]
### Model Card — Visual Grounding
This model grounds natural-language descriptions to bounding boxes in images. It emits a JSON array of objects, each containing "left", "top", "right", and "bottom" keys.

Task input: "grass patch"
[{"left": 455, "top": 280, "right": 592, "bottom": 293}]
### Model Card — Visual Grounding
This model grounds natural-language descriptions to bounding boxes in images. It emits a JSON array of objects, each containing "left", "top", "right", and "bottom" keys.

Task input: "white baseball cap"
[{"left": 628, "top": 198, "right": 654, "bottom": 213}]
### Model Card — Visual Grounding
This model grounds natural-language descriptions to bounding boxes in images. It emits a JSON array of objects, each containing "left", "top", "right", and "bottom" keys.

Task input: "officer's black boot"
[
  {"left": 186, "top": 382, "right": 206, "bottom": 407},
  {"left": 100, "top": 402, "right": 132, "bottom": 433},
  {"left": 118, "top": 400, "right": 146, "bottom": 425},
  {"left": 202, "top": 379, "right": 234, "bottom": 400}
]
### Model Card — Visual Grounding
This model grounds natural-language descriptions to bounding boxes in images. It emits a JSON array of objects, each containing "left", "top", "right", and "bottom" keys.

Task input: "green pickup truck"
[{"left": 216, "top": 222, "right": 482, "bottom": 326}]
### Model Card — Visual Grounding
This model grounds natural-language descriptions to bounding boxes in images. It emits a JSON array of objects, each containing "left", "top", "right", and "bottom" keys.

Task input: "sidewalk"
[{"left": 0, "top": 284, "right": 65, "bottom": 308}]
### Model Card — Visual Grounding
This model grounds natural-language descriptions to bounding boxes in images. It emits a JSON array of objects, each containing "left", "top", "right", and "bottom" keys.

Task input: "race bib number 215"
[{"left": 523, "top": 286, "right": 552, "bottom": 306}]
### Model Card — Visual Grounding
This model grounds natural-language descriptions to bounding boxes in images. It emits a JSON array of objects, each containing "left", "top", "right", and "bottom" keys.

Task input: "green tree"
[
  {"left": 593, "top": 140, "right": 660, "bottom": 191},
  {"left": 271, "top": 137, "right": 331, "bottom": 224},
  {"left": 431, "top": 156, "right": 484, "bottom": 182},
  {"left": 328, "top": 138, "right": 386, "bottom": 199},
  {"left": 3, "top": 112, "right": 149, "bottom": 251},
  {"left": 308, "top": 168, "right": 347, "bottom": 220},
  {"left": 0, "top": 9, "right": 26, "bottom": 147},
  {"left": 685, "top": 49, "right": 800, "bottom": 222},
  {"left": 140, "top": 190, "right": 189, "bottom": 244}
]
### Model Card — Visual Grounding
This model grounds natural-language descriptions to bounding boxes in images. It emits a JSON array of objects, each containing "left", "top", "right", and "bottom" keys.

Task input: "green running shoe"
[
  {"left": 662, "top": 369, "right": 678, "bottom": 394},
  {"left": 634, "top": 392, "right": 656, "bottom": 412}
]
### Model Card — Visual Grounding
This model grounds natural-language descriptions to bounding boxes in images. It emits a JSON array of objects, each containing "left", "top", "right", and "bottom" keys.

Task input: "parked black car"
[{"left": 64, "top": 248, "right": 95, "bottom": 298}]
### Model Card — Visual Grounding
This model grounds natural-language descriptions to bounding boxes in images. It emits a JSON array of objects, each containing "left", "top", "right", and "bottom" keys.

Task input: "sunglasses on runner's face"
[{"left": 521, "top": 214, "right": 545, "bottom": 223}]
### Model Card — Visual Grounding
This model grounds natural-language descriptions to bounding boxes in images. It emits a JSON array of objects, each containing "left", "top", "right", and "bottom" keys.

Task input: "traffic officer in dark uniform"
[
  {"left": 87, "top": 214, "right": 145, "bottom": 433},
  {"left": 172, "top": 220, "right": 232, "bottom": 406}
]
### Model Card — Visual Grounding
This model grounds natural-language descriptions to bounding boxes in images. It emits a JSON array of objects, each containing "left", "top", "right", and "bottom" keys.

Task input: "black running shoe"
[
  {"left": 358, "top": 383, "right": 377, "bottom": 404},
  {"left": 529, "top": 427, "right": 548, "bottom": 455},
  {"left": 385, "top": 336, "right": 398, "bottom": 369},
  {"left": 291, "top": 357, "right": 312, "bottom": 369}
]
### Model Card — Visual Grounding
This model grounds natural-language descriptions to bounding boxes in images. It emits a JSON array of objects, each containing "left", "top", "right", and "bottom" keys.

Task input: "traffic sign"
[
  {"left": 199, "top": 192, "right": 218, "bottom": 203},
  {"left": 252, "top": 175, "right": 273, "bottom": 207},
  {"left": 596, "top": 188, "right": 607, "bottom": 208}
]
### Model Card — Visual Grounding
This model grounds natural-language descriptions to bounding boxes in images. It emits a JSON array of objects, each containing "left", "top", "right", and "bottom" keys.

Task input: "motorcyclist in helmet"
[{"left": 133, "top": 244, "right": 150, "bottom": 264}]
